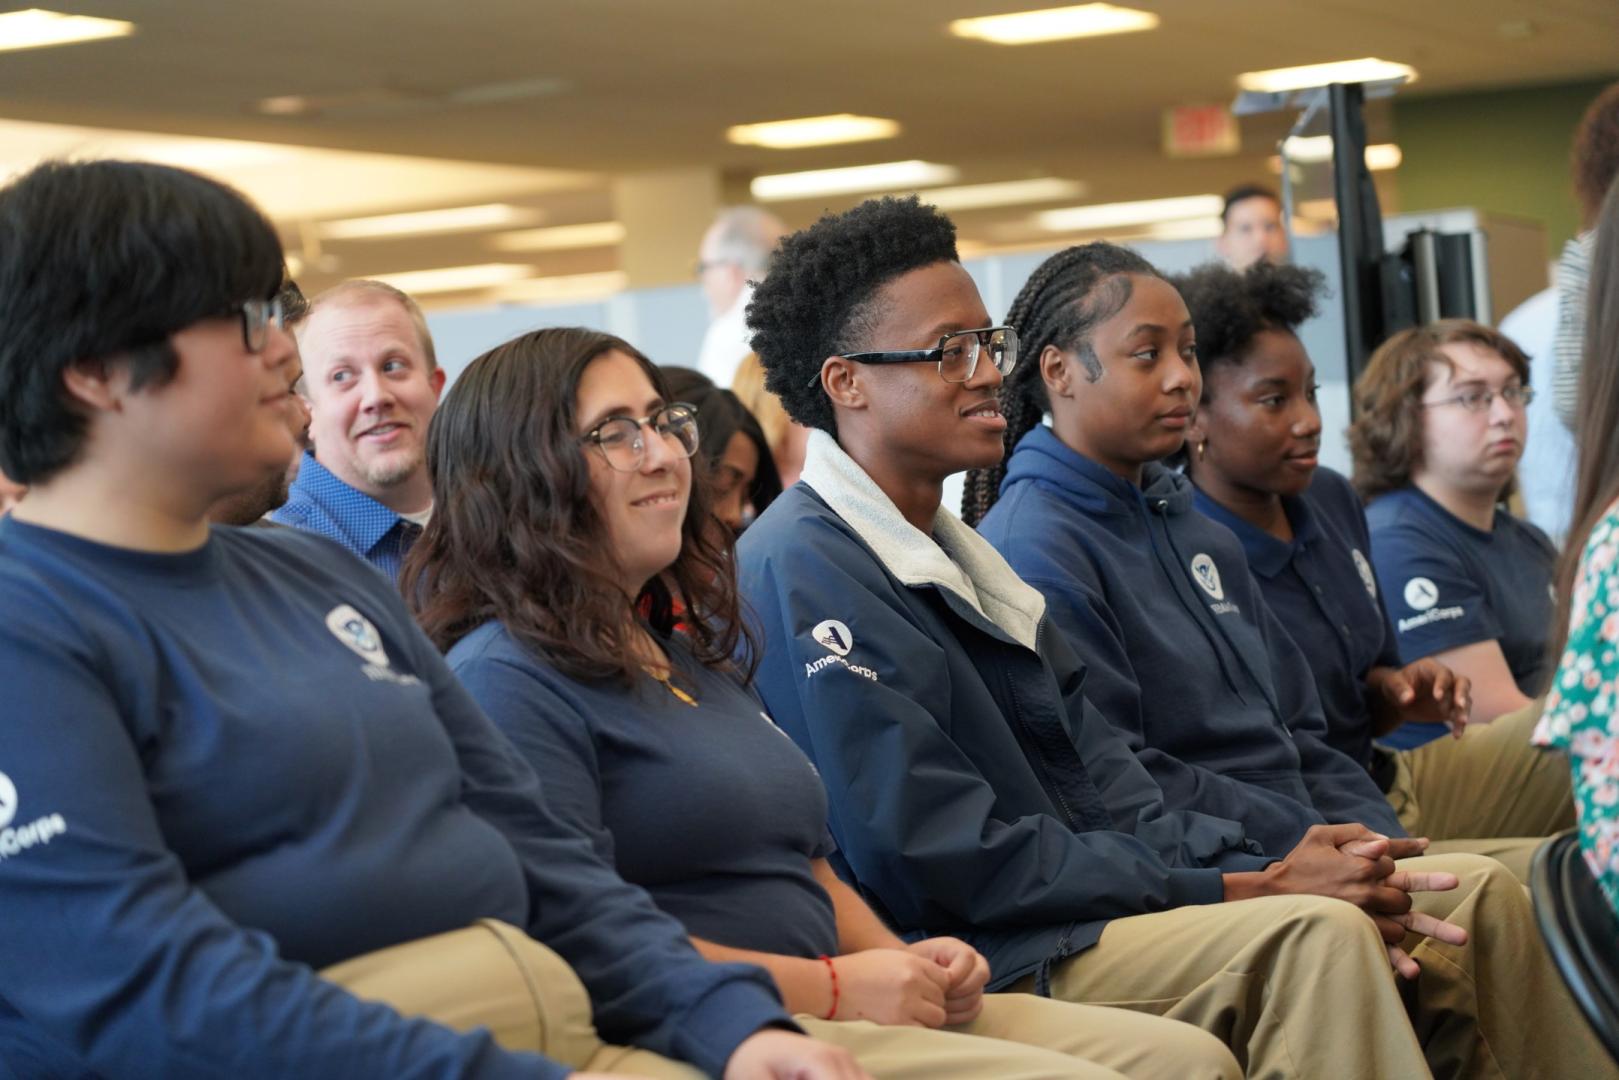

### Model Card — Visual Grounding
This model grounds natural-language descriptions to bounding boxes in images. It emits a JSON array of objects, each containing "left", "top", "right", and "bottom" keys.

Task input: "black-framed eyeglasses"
[
  {"left": 810, "top": 326, "right": 1019, "bottom": 388},
  {"left": 582, "top": 403, "right": 701, "bottom": 472},
  {"left": 225, "top": 297, "right": 286, "bottom": 353},
  {"left": 1420, "top": 384, "right": 1535, "bottom": 413}
]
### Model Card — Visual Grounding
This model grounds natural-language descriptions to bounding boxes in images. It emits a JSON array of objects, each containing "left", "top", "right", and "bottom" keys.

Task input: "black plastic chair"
[{"left": 1530, "top": 830, "right": 1619, "bottom": 1066}]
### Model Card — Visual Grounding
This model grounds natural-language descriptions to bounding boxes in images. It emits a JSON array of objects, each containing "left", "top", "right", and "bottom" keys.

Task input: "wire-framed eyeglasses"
[
  {"left": 807, "top": 326, "right": 1020, "bottom": 388},
  {"left": 1420, "top": 385, "right": 1534, "bottom": 413},
  {"left": 581, "top": 403, "right": 701, "bottom": 472}
]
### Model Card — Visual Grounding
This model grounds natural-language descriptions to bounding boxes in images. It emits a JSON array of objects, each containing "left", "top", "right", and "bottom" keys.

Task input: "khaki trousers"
[
  {"left": 322, "top": 920, "right": 1240, "bottom": 1079},
  {"left": 1386, "top": 700, "right": 1575, "bottom": 881},
  {"left": 798, "top": 994, "right": 1240, "bottom": 1080},
  {"left": 1023, "top": 856, "right": 1617, "bottom": 1080},
  {"left": 320, "top": 918, "right": 703, "bottom": 1077}
]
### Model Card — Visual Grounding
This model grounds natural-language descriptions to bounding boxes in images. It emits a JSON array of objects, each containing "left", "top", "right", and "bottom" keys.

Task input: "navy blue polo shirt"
[
  {"left": 1364, "top": 484, "right": 1557, "bottom": 748},
  {"left": 1193, "top": 468, "right": 1402, "bottom": 767}
]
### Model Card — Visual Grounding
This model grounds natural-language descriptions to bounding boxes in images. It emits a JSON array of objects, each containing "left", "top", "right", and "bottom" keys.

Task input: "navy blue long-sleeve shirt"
[
  {"left": 977, "top": 426, "right": 1403, "bottom": 855},
  {"left": 1192, "top": 468, "right": 1404, "bottom": 771},
  {"left": 0, "top": 517, "right": 788, "bottom": 1079}
]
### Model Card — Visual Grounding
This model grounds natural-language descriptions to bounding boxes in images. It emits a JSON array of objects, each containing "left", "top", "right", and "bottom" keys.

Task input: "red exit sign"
[{"left": 1163, "top": 104, "right": 1240, "bottom": 158}]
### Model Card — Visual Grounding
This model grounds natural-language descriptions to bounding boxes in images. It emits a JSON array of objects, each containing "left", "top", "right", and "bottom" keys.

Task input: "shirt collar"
[
  {"left": 1190, "top": 485, "right": 1318, "bottom": 580},
  {"left": 285, "top": 452, "right": 410, "bottom": 555}
]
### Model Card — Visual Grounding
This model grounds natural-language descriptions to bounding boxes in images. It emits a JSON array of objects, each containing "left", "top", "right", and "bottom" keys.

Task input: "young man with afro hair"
[{"left": 735, "top": 196, "right": 1463, "bottom": 1078}]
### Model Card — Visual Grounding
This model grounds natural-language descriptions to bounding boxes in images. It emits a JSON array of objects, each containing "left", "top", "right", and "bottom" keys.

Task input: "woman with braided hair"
[
  {"left": 1178, "top": 261, "right": 1570, "bottom": 882},
  {"left": 969, "top": 241, "right": 1609, "bottom": 1075}
]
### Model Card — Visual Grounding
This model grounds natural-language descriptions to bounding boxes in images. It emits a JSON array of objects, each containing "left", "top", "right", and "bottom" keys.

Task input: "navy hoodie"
[{"left": 978, "top": 425, "right": 1404, "bottom": 855}]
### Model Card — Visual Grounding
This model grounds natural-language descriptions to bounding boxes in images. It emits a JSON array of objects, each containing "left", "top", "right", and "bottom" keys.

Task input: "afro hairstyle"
[
  {"left": 743, "top": 195, "right": 959, "bottom": 434},
  {"left": 1171, "top": 261, "right": 1325, "bottom": 379}
]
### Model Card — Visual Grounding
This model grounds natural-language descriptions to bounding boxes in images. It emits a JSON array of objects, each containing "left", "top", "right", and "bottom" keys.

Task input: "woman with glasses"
[
  {"left": 1349, "top": 320, "right": 1559, "bottom": 736},
  {"left": 0, "top": 159, "right": 852, "bottom": 1080},
  {"left": 662, "top": 366, "right": 783, "bottom": 535},
  {"left": 402, "top": 325, "right": 1236, "bottom": 1080},
  {"left": 1173, "top": 262, "right": 1569, "bottom": 881}
]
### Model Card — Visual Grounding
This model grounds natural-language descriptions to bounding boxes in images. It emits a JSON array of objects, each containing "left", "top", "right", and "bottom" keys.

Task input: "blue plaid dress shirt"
[{"left": 271, "top": 452, "right": 422, "bottom": 582}]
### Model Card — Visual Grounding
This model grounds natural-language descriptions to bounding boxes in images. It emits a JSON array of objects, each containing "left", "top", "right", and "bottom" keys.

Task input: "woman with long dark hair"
[
  {"left": 1534, "top": 177, "right": 1619, "bottom": 915},
  {"left": 402, "top": 325, "right": 1243, "bottom": 1080},
  {"left": 661, "top": 366, "right": 783, "bottom": 534}
]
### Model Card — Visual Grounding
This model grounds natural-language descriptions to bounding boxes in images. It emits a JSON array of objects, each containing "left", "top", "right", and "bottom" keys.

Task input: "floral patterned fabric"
[{"left": 1534, "top": 499, "right": 1619, "bottom": 915}]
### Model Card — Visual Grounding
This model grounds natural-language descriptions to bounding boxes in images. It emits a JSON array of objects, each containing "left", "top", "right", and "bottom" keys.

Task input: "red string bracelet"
[{"left": 819, "top": 954, "right": 840, "bottom": 1020}]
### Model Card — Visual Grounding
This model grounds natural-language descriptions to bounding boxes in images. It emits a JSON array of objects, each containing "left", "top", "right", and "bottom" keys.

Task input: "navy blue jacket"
[
  {"left": 1193, "top": 468, "right": 1403, "bottom": 771},
  {"left": 977, "top": 426, "right": 1403, "bottom": 856},
  {"left": 737, "top": 432, "right": 1267, "bottom": 992},
  {"left": 0, "top": 517, "right": 787, "bottom": 1079}
]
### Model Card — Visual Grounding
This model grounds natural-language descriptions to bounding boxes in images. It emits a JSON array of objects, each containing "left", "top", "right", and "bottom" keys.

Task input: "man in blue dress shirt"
[{"left": 273, "top": 280, "right": 444, "bottom": 579}]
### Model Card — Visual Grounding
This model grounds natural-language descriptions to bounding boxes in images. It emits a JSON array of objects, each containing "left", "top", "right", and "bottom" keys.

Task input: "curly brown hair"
[
  {"left": 1574, "top": 81, "right": 1619, "bottom": 228},
  {"left": 401, "top": 326, "right": 754, "bottom": 685},
  {"left": 1348, "top": 319, "right": 1530, "bottom": 502}
]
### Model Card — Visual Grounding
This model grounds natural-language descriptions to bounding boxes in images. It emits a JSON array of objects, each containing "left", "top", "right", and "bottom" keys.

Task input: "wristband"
[{"left": 819, "top": 954, "right": 840, "bottom": 1021}]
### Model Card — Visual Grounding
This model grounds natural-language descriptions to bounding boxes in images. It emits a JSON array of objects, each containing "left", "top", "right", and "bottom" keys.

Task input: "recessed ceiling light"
[
  {"left": 317, "top": 204, "right": 543, "bottom": 241},
  {"left": 1271, "top": 136, "right": 1403, "bottom": 171},
  {"left": 751, "top": 160, "right": 960, "bottom": 201},
  {"left": 948, "top": 4, "right": 1159, "bottom": 45},
  {"left": 492, "top": 271, "right": 628, "bottom": 304},
  {"left": 256, "top": 95, "right": 314, "bottom": 116},
  {"left": 727, "top": 114, "right": 901, "bottom": 150},
  {"left": 922, "top": 178, "right": 1086, "bottom": 211},
  {"left": 372, "top": 263, "right": 534, "bottom": 295},
  {"left": 1035, "top": 194, "right": 1223, "bottom": 232},
  {"left": 0, "top": 9, "right": 133, "bottom": 53},
  {"left": 1237, "top": 58, "right": 1416, "bottom": 94},
  {"left": 490, "top": 221, "right": 627, "bottom": 252}
]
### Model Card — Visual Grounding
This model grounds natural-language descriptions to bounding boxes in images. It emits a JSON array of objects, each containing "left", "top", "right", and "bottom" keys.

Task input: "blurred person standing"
[
  {"left": 1215, "top": 184, "right": 1289, "bottom": 271},
  {"left": 697, "top": 207, "right": 786, "bottom": 387}
]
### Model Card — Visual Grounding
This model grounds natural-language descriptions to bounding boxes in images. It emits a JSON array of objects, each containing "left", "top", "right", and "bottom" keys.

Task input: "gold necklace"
[{"left": 646, "top": 666, "right": 698, "bottom": 707}]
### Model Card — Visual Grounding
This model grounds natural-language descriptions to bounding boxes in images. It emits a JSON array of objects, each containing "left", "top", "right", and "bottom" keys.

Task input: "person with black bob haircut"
[
  {"left": 0, "top": 158, "right": 839, "bottom": 1080},
  {"left": 662, "top": 366, "right": 783, "bottom": 534},
  {"left": 405, "top": 324, "right": 1237, "bottom": 1080},
  {"left": 1177, "top": 261, "right": 1572, "bottom": 882},
  {"left": 734, "top": 195, "right": 1464, "bottom": 1078}
]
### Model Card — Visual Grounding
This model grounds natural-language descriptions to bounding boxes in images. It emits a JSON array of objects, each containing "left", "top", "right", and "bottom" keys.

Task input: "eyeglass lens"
[{"left": 593, "top": 406, "right": 700, "bottom": 471}]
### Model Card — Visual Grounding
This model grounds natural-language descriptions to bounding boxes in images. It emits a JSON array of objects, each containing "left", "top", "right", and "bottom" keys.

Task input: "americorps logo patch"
[
  {"left": 1352, "top": 549, "right": 1378, "bottom": 600},
  {"left": 326, "top": 604, "right": 391, "bottom": 668},
  {"left": 0, "top": 771, "right": 15, "bottom": 829},
  {"left": 1404, "top": 577, "right": 1439, "bottom": 612},
  {"left": 812, "top": 619, "right": 853, "bottom": 657},
  {"left": 1190, "top": 553, "right": 1224, "bottom": 601}
]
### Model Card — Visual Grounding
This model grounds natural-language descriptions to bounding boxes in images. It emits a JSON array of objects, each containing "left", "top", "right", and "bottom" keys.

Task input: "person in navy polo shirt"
[
  {"left": 1176, "top": 262, "right": 1571, "bottom": 882},
  {"left": 272, "top": 279, "right": 445, "bottom": 580},
  {"left": 0, "top": 158, "right": 850, "bottom": 1080},
  {"left": 1348, "top": 320, "right": 1559, "bottom": 737}
]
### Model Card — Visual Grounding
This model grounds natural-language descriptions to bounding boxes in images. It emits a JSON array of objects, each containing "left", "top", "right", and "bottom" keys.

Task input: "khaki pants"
[
  {"left": 322, "top": 920, "right": 1238, "bottom": 1079},
  {"left": 1386, "top": 700, "right": 1575, "bottom": 881},
  {"left": 1023, "top": 855, "right": 1617, "bottom": 1080},
  {"left": 321, "top": 918, "right": 703, "bottom": 1077},
  {"left": 798, "top": 994, "right": 1240, "bottom": 1080}
]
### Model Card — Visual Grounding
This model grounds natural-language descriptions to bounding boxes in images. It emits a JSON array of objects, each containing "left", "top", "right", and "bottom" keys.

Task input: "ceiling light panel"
[
  {"left": 922, "top": 177, "right": 1086, "bottom": 211},
  {"left": 1273, "top": 136, "right": 1403, "bottom": 171},
  {"left": 0, "top": 9, "right": 133, "bottom": 53},
  {"left": 751, "top": 160, "right": 959, "bottom": 201},
  {"left": 727, "top": 114, "right": 901, "bottom": 150},
  {"left": 1237, "top": 58, "right": 1417, "bottom": 94},
  {"left": 373, "top": 263, "right": 534, "bottom": 295},
  {"left": 948, "top": 4, "right": 1159, "bottom": 45},
  {"left": 490, "top": 221, "right": 626, "bottom": 252},
  {"left": 318, "top": 204, "right": 543, "bottom": 241},
  {"left": 1035, "top": 194, "right": 1223, "bottom": 232}
]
